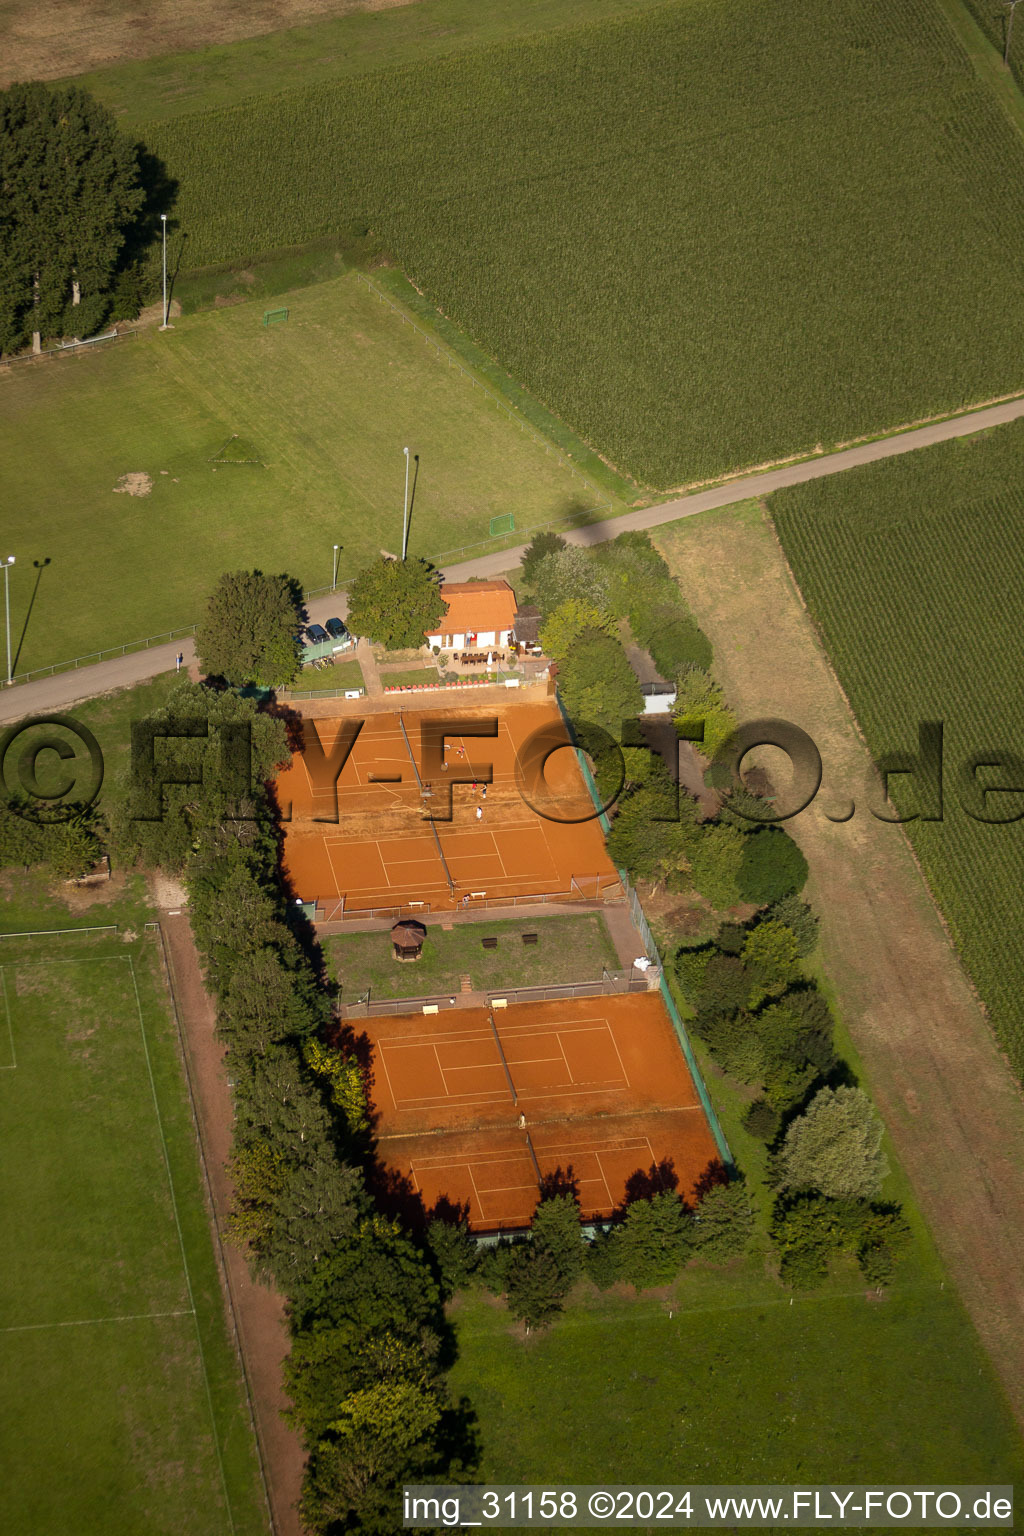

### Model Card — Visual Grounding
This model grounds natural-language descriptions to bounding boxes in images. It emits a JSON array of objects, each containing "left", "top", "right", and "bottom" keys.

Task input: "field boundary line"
[
  {"left": 0, "top": 924, "right": 118, "bottom": 938},
  {"left": 150, "top": 918, "right": 278, "bottom": 1536},
  {"left": 0, "top": 969, "right": 14, "bottom": 1070},
  {"left": 353, "top": 269, "right": 614, "bottom": 515},
  {"left": 758, "top": 503, "right": 995, "bottom": 1026},
  {"left": 0, "top": 1308, "right": 195, "bottom": 1334},
  {"left": 126, "top": 952, "right": 238, "bottom": 1536}
]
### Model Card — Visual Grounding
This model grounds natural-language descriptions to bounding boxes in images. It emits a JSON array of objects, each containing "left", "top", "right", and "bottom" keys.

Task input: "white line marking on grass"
[
  {"left": 0, "top": 969, "right": 14, "bottom": 1069},
  {"left": 1, "top": 1308, "right": 195, "bottom": 1334},
  {"left": 126, "top": 955, "right": 237, "bottom": 1536}
]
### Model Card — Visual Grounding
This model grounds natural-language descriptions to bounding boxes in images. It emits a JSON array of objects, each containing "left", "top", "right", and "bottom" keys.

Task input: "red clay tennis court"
[
  {"left": 275, "top": 692, "right": 621, "bottom": 914},
  {"left": 364, "top": 993, "right": 721, "bottom": 1230}
]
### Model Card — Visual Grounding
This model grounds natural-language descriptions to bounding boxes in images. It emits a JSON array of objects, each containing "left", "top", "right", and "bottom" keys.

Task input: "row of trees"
[
  {"left": 519, "top": 529, "right": 910, "bottom": 1293},
  {"left": 116, "top": 682, "right": 473, "bottom": 1533},
  {"left": 0, "top": 82, "right": 159, "bottom": 354},
  {"left": 607, "top": 754, "right": 809, "bottom": 911},
  {"left": 670, "top": 853, "right": 909, "bottom": 1287},
  {"left": 190, "top": 558, "right": 447, "bottom": 693},
  {"left": 425, "top": 1179, "right": 754, "bottom": 1335}
]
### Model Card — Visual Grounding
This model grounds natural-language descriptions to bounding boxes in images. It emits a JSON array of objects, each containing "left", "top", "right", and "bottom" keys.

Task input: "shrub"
[
  {"left": 688, "top": 822, "right": 745, "bottom": 911},
  {"left": 674, "top": 944, "right": 713, "bottom": 1003},
  {"left": 767, "top": 895, "right": 819, "bottom": 956},
  {"left": 585, "top": 1231, "right": 620, "bottom": 1290},
  {"left": 520, "top": 530, "right": 568, "bottom": 587},
  {"left": 674, "top": 667, "right": 737, "bottom": 760},
  {"left": 778, "top": 1086, "right": 889, "bottom": 1200},
  {"left": 531, "top": 1192, "right": 586, "bottom": 1288},
  {"left": 737, "top": 826, "right": 809, "bottom": 903},
  {"left": 426, "top": 1216, "right": 477, "bottom": 1299},
  {"left": 741, "top": 920, "right": 801, "bottom": 1006},
  {"left": 612, "top": 1191, "right": 695, "bottom": 1289},
  {"left": 636, "top": 603, "right": 712, "bottom": 677},
  {"left": 539, "top": 597, "right": 615, "bottom": 662},
  {"left": 557, "top": 627, "right": 643, "bottom": 735},
  {"left": 742, "top": 1097, "right": 781, "bottom": 1143},
  {"left": 506, "top": 1246, "right": 566, "bottom": 1332},
  {"left": 716, "top": 920, "right": 747, "bottom": 955},
  {"left": 694, "top": 1180, "right": 754, "bottom": 1261},
  {"left": 856, "top": 1206, "right": 911, "bottom": 1286}
]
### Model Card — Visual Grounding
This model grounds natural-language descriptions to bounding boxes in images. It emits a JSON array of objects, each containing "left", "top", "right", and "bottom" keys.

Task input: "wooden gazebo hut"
[{"left": 392, "top": 919, "right": 427, "bottom": 961}]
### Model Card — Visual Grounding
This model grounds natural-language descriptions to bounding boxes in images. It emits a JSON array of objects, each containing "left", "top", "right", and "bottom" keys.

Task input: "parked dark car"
[
  {"left": 325, "top": 617, "right": 349, "bottom": 640},
  {"left": 306, "top": 623, "right": 330, "bottom": 644}
]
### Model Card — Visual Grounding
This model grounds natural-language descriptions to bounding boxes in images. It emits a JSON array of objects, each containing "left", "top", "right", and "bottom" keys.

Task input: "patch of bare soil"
[
  {"left": 0, "top": 0, "right": 417, "bottom": 86},
  {"left": 654, "top": 505, "right": 1024, "bottom": 1429},
  {"left": 150, "top": 871, "right": 188, "bottom": 909},
  {"left": 60, "top": 867, "right": 130, "bottom": 911},
  {"left": 113, "top": 472, "right": 153, "bottom": 497}
]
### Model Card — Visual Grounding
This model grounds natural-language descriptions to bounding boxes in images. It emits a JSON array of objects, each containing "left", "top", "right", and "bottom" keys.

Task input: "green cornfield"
[
  {"left": 138, "top": 0, "right": 1024, "bottom": 487},
  {"left": 771, "top": 419, "right": 1024, "bottom": 1079}
]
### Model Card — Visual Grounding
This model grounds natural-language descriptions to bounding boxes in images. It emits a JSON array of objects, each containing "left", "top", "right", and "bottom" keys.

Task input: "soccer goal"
[
  {"left": 489, "top": 512, "right": 515, "bottom": 537},
  {"left": 263, "top": 308, "right": 289, "bottom": 327}
]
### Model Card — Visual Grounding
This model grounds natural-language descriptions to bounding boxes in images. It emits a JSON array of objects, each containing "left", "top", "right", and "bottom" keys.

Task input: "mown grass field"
[
  {"left": 0, "top": 880, "right": 267, "bottom": 1534},
  {"left": 325, "top": 911, "right": 619, "bottom": 1000},
  {"left": 93, "top": 0, "right": 1024, "bottom": 487},
  {"left": 771, "top": 417, "right": 1024, "bottom": 1079},
  {"left": 451, "top": 951, "right": 1024, "bottom": 1509},
  {"left": 449, "top": 1277, "right": 1023, "bottom": 1503},
  {"left": 0, "top": 271, "right": 603, "bottom": 674}
]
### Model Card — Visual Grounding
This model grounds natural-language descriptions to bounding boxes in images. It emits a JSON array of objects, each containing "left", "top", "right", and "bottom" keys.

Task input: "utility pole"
[
  {"left": 3, "top": 557, "right": 15, "bottom": 686},
  {"left": 159, "top": 214, "right": 171, "bottom": 330}
]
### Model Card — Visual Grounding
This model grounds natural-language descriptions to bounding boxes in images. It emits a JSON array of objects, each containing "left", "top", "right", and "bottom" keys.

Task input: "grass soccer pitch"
[
  {"left": 0, "top": 269, "right": 603, "bottom": 675},
  {"left": 0, "top": 925, "right": 267, "bottom": 1535}
]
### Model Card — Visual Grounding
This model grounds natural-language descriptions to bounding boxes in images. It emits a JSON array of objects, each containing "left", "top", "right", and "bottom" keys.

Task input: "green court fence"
[{"left": 551, "top": 688, "right": 734, "bottom": 1170}]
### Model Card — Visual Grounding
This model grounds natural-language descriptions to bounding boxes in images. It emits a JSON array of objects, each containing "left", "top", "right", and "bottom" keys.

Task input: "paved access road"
[{"left": 4, "top": 393, "right": 1024, "bottom": 724}]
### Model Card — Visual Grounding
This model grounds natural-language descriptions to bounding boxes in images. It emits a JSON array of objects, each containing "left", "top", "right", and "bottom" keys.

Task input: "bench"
[
  {"left": 481, "top": 936, "right": 498, "bottom": 950},
  {"left": 521, "top": 932, "right": 538, "bottom": 946}
]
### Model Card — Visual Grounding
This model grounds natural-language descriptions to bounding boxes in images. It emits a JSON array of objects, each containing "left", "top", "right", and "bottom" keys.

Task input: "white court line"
[
  {"left": 0, "top": 969, "right": 14, "bottom": 1070},
  {"left": 432, "top": 1041, "right": 449, "bottom": 1096},
  {"left": 602, "top": 1022, "right": 631, "bottom": 1088},
  {"left": 392, "top": 1092, "right": 510, "bottom": 1112},
  {"left": 592, "top": 1150, "right": 616, "bottom": 1209},
  {"left": 466, "top": 1163, "right": 484, "bottom": 1212},
  {"left": 376, "top": 1040, "right": 400, "bottom": 1111},
  {"left": 555, "top": 1033, "right": 573, "bottom": 1082},
  {"left": 1, "top": 1308, "right": 195, "bottom": 1335}
]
